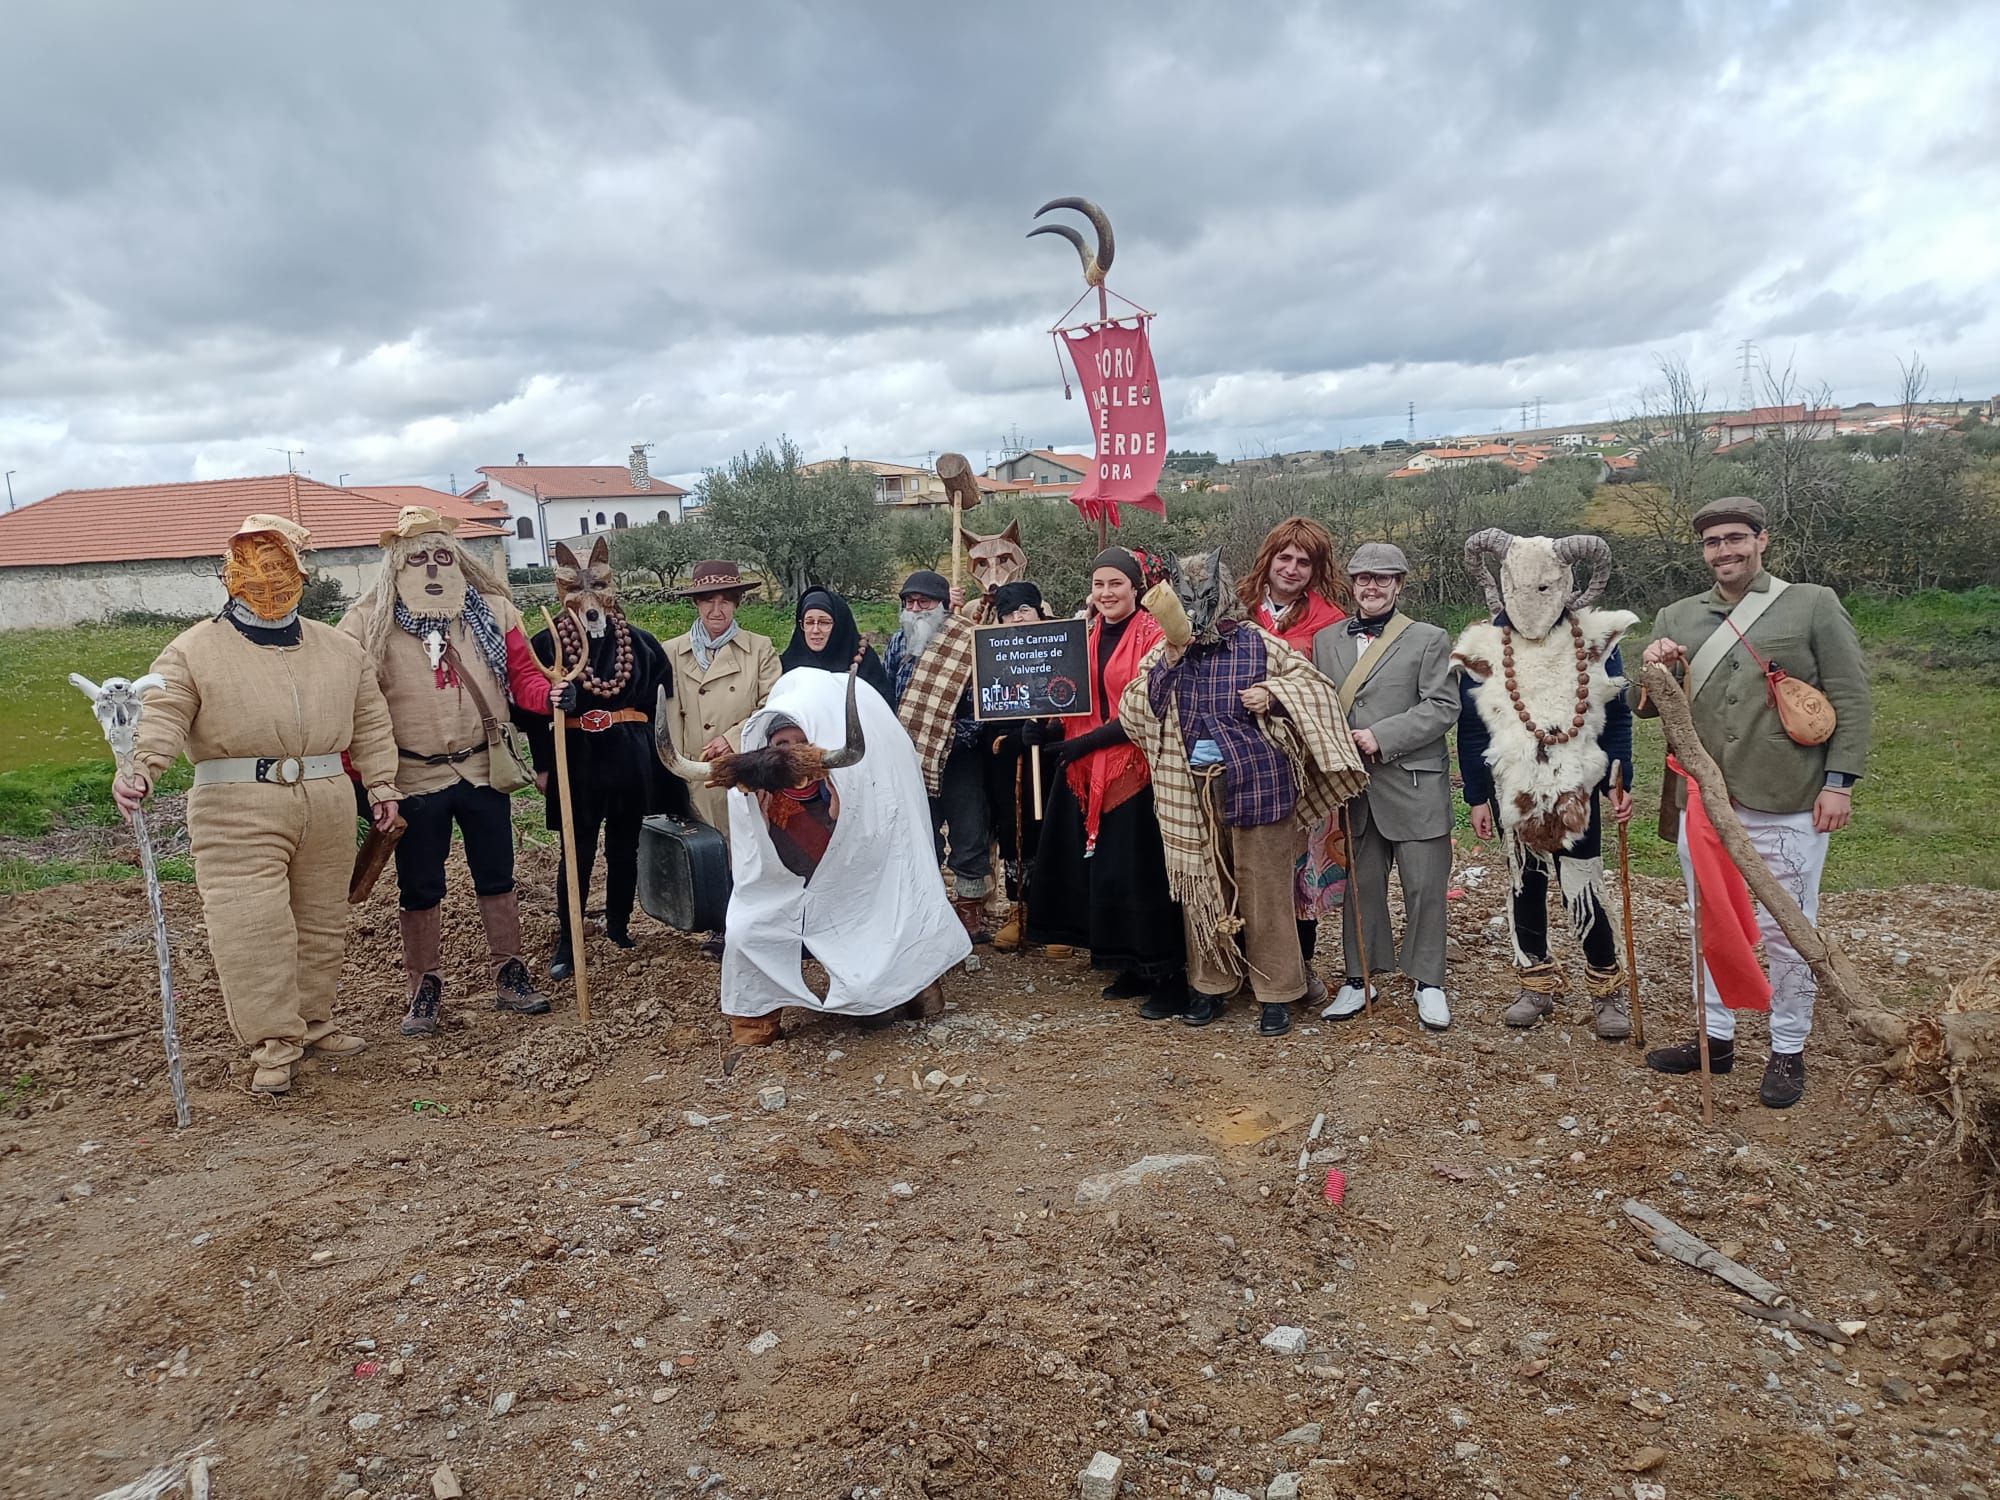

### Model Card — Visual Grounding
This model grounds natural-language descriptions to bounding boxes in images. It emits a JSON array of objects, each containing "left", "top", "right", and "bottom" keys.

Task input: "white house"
[
  {"left": 0, "top": 475, "right": 505, "bottom": 630},
  {"left": 468, "top": 446, "right": 689, "bottom": 568}
]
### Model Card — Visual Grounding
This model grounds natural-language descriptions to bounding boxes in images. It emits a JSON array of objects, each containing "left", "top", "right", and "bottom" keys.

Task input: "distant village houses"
[
  {"left": 465, "top": 445, "right": 687, "bottom": 569},
  {"left": 0, "top": 475, "right": 505, "bottom": 630},
  {"left": 1705, "top": 404, "right": 1841, "bottom": 453}
]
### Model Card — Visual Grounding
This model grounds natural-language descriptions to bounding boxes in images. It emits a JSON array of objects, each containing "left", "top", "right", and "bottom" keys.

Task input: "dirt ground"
[{"left": 2, "top": 841, "right": 1997, "bottom": 1500}]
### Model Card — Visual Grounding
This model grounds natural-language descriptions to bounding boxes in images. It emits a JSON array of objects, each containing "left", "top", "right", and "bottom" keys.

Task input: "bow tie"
[{"left": 1348, "top": 617, "right": 1389, "bottom": 638}]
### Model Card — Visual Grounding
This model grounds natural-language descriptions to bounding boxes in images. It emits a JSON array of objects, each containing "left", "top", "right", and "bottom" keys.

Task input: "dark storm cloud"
[{"left": 1, "top": 0, "right": 1994, "bottom": 498}]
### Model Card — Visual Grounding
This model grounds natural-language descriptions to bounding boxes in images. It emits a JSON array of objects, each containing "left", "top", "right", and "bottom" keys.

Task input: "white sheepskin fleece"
[{"left": 1453, "top": 608, "right": 1637, "bottom": 854}]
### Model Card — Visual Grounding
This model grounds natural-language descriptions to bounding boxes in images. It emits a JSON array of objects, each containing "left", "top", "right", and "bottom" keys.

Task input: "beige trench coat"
[{"left": 661, "top": 629, "right": 780, "bottom": 840}]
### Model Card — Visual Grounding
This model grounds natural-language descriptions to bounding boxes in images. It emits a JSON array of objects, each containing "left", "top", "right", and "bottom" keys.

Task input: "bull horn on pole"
[
  {"left": 819, "top": 661, "right": 867, "bottom": 770},
  {"left": 1028, "top": 197, "right": 1115, "bottom": 287},
  {"left": 653, "top": 685, "right": 714, "bottom": 783}
]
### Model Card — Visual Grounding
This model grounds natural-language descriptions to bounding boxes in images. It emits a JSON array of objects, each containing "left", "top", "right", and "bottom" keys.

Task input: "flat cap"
[
  {"left": 1691, "top": 496, "right": 1768, "bottom": 534},
  {"left": 1346, "top": 541, "right": 1410, "bottom": 576},
  {"left": 898, "top": 569, "right": 951, "bottom": 601}
]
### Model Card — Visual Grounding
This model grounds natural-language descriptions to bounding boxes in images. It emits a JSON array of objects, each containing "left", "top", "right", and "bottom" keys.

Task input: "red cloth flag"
[
  {"left": 1057, "top": 319, "right": 1167, "bottom": 527},
  {"left": 1668, "top": 755, "right": 1773, "bottom": 1012}
]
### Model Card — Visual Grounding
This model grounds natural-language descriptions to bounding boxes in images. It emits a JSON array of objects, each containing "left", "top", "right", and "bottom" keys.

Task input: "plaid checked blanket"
[
  {"left": 897, "top": 614, "right": 978, "bottom": 796},
  {"left": 1122, "top": 628, "right": 1369, "bottom": 978}
]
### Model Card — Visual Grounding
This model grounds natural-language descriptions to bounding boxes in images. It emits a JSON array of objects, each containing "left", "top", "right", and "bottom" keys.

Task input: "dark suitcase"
[{"left": 637, "top": 815, "right": 730, "bottom": 932}]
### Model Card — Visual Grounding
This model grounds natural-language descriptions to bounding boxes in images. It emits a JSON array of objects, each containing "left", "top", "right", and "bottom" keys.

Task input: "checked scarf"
[
  {"left": 396, "top": 588, "right": 511, "bottom": 701},
  {"left": 1120, "top": 627, "right": 1370, "bottom": 978},
  {"left": 897, "top": 613, "right": 979, "bottom": 796}
]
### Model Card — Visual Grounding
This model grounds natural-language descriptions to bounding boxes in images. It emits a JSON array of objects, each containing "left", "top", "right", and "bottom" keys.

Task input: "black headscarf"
[
  {"left": 1090, "top": 547, "right": 1144, "bottom": 590},
  {"left": 782, "top": 587, "right": 892, "bottom": 702},
  {"left": 993, "top": 581, "right": 1046, "bottom": 619}
]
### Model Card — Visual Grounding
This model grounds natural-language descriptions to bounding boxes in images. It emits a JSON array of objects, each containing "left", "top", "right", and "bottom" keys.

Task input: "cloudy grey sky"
[{"left": 3, "top": 0, "right": 1996, "bottom": 504}]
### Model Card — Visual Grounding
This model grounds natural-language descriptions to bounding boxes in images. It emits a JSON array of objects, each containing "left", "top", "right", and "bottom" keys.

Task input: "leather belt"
[
  {"left": 193, "top": 753, "right": 346, "bottom": 787},
  {"left": 573, "top": 707, "right": 648, "bottom": 732},
  {"left": 399, "top": 744, "right": 480, "bottom": 765}
]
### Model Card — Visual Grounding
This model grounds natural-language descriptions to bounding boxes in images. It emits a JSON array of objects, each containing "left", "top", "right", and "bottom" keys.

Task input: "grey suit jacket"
[{"left": 1314, "top": 618, "right": 1458, "bottom": 842}]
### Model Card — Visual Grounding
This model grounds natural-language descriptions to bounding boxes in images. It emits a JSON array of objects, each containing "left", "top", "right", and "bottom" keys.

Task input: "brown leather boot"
[
  {"left": 478, "top": 891, "right": 551, "bottom": 1016},
  {"left": 990, "top": 902, "right": 1024, "bottom": 951},
  {"left": 399, "top": 907, "right": 445, "bottom": 1038},
  {"left": 951, "top": 896, "right": 993, "bottom": 945},
  {"left": 904, "top": 980, "right": 945, "bottom": 1020},
  {"left": 730, "top": 1012, "right": 783, "bottom": 1047}
]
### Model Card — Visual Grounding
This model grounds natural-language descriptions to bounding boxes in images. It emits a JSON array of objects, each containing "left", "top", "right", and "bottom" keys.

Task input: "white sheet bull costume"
[
  {"left": 656, "top": 665, "right": 970, "bottom": 1048},
  {"left": 1452, "top": 530, "right": 1638, "bottom": 1038}
]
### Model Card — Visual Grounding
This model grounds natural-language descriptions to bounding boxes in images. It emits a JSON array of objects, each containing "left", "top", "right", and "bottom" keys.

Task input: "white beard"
[{"left": 900, "top": 606, "right": 945, "bottom": 658}]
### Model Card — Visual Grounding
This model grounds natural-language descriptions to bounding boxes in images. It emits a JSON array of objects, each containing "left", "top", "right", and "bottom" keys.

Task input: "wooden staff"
[
  {"left": 1610, "top": 762, "right": 1647, "bottom": 1046},
  {"left": 1691, "top": 882, "right": 1714, "bottom": 1126},
  {"left": 531, "top": 607, "right": 591, "bottom": 1024},
  {"left": 1342, "top": 802, "right": 1372, "bottom": 1016},
  {"left": 1031, "top": 743, "right": 1046, "bottom": 821}
]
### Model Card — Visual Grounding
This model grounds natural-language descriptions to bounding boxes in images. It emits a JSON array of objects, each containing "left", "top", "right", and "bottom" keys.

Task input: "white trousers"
[{"left": 1676, "top": 803, "right": 1828, "bottom": 1055}]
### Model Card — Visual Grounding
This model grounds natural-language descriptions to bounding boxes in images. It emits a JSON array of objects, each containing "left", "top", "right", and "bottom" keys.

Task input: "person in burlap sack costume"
[
  {"left": 340, "top": 505, "right": 559, "bottom": 1037},
  {"left": 114, "top": 515, "right": 401, "bottom": 1096}
]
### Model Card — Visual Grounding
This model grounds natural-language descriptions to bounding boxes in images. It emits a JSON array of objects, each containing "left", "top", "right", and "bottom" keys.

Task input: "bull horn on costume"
[
  {"left": 1028, "top": 197, "right": 1116, "bottom": 287},
  {"left": 819, "top": 661, "right": 867, "bottom": 770},
  {"left": 653, "top": 685, "right": 712, "bottom": 783},
  {"left": 1463, "top": 526, "right": 1515, "bottom": 617},
  {"left": 1552, "top": 532, "right": 1614, "bottom": 611}
]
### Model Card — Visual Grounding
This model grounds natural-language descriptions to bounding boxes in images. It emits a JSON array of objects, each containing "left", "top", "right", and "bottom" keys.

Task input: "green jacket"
[{"left": 1636, "top": 570, "right": 1870, "bottom": 819}]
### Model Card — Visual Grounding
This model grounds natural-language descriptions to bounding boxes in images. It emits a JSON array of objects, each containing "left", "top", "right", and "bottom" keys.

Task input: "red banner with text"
[{"left": 1058, "top": 319, "right": 1167, "bottom": 527}]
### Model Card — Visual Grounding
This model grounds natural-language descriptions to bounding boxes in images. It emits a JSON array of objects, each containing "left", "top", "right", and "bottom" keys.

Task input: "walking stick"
[
  {"left": 1342, "top": 802, "right": 1372, "bottom": 1016},
  {"left": 1691, "top": 884, "right": 1715, "bottom": 1127},
  {"left": 530, "top": 608, "right": 592, "bottom": 1025},
  {"left": 1610, "top": 762, "right": 1647, "bottom": 1046},
  {"left": 69, "top": 674, "right": 191, "bottom": 1128}
]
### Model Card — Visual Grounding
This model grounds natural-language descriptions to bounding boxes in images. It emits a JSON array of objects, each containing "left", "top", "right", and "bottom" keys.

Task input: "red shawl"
[
  {"left": 1255, "top": 592, "right": 1346, "bottom": 654},
  {"left": 1066, "top": 609, "right": 1164, "bottom": 847},
  {"left": 1669, "top": 755, "right": 1772, "bottom": 1012}
]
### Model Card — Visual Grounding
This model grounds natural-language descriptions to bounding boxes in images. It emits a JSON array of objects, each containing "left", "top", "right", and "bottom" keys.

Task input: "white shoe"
[
  {"left": 1415, "top": 985, "right": 1452, "bottom": 1032},
  {"left": 1321, "top": 981, "right": 1372, "bottom": 1020}
]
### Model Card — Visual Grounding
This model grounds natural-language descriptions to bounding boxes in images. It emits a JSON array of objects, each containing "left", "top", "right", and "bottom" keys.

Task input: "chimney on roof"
[
  {"left": 516, "top": 452, "right": 526, "bottom": 466},
  {"left": 629, "top": 443, "right": 653, "bottom": 492}
]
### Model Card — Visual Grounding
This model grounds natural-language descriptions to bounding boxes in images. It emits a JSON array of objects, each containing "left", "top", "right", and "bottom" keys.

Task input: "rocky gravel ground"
[{"left": 1, "top": 847, "right": 1996, "bottom": 1499}]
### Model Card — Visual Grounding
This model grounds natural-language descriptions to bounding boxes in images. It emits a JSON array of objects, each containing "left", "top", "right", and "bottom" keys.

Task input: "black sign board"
[{"left": 971, "top": 618, "right": 1094, "bottom": 721}]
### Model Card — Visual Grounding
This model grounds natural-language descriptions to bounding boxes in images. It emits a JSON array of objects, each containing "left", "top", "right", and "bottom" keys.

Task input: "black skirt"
[{"left": 1026, "top": 775, "right": 1183, "bottom": 979}]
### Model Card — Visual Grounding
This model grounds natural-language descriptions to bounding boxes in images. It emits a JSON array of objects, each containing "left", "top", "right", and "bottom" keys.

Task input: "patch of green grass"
[
  {"left": 0, "top": 621, "right": 185, "bottom": 774},
  {"left": 0, "top": 1072, "right": 39, "bottom": 1107},
  {"left": 620, "top": 599, "right": 899, "bottom": 647},
  {"left": 0, "top": 760, "right": 191, "bottom": 840}
]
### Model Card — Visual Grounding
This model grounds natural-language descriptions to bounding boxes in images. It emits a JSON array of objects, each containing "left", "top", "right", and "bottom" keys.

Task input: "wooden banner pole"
[{"left": 533, "top": 608, "right": 591, "bottom": 1026}]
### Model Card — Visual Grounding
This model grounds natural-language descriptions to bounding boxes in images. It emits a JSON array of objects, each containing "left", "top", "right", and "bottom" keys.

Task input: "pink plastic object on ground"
[{"left": 1323, "top": 1168, "right": 1347, "bottom": 1205}]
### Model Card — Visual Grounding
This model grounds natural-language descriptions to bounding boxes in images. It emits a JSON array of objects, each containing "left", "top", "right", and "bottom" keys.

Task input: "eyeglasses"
[{"left": 1701, "top": 533, "right": 1758, "bottom": 550}]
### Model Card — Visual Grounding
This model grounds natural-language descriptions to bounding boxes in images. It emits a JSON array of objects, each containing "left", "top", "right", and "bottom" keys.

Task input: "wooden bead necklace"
[
  {"left": 555, "top": 610, "right": 636, "bottom": 699},
  {"left": 1500, "top": 615, "right": 1592, "bottom": 755}
]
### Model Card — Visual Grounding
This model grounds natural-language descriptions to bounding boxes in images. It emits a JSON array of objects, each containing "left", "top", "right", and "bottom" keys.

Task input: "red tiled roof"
[
  {"left": 1606, "top": 454, "right": 1639, "bottom": 470},
  {"left": 476, "top": 464, "right": 688, "bottom": 500},
  {"left": 0, "top": 474, "right": 504, "bottom": 569},
  {"left": 1711, "top": 405, "right": 1841, "bottom": 428},
  {"left": 350, "top": 484, "right": 510, "bottom": 525}
]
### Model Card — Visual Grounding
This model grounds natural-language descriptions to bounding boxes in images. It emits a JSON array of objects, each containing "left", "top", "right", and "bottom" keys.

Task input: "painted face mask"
[
  {"left": 395, "top": 535, "right": 468, "bottom": 618},
  {"left": 224, "top": 535, "right": 306, "bottom": 621},
  {"left": 1167, "top": 549, "right": 1244, "bottom": 648}
]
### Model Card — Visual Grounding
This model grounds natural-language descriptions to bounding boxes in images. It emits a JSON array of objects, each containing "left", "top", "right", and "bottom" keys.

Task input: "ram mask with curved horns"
[
  {"left": 1027, "top": 197, "right": 1116, "bottom": 287},
  {"left": 655, "top": 663, "right": 866, "bottom": 793},
  {"left": 1463, "top": 529, "right": 1614, "bottom": 643}
]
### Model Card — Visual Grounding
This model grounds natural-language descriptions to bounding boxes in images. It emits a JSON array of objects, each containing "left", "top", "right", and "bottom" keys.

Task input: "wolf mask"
[{"left": 553, "top": 537, "right": 620, "bottom": 638}]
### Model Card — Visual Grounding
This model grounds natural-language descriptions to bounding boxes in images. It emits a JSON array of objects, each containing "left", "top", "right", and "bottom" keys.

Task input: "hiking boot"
[
  {"left": 400, "top": 974, "right": 443, "bottom": 1038},
  {"left": 730, "top": 1012, "right": 783, "bottom": 1047},
  {"left": 1503, "top": 989, "right": 1555, "bottom": 1028},
  {"left": 251, "top": 1064, "right": 292, "bottom": 1096},
  {"left": 1183, "top": 991, "right": 1228, "bottom": 1028},
  {"left": 991, "top": 903, "right": 1024, "bottom": 952},
  {"left": 1644, "top": 1036, "right": 1736, "bottom": 1075},
  {"left": 1760, "top": 1051, "right": 1806, "bottom": 1109},
  {"left": 306, "top": 1032, "right": 368, "bottom": 1059},
  {"left": 494, "top": 958, "right": 552, "bottom": 1017},
  {"left": 1591, "top": 991, "right": 1633, "bottom": 1042},
  {"left": 1322, "top": 978, "right": 1371, "bottom": 1020},
  {"left": 1304, "top": 971, "right": 1329, "bottom": 1011},
  {"left": 1101, "top": 970, "right": 1149, "bottom": 1001},
  {"left": 1138, "top": 978, "right": 1189, "bottom": 1021},
  {"left": 904, "top": 981, "right": 945, "bottom": 1021},
  {"left": 951, "top": 897, "right": 993, "bottom": 945},
  {"left": 1258, "top": 1001, "right": 1294, "bottom": 1037},
  {"left": 1415, "top": 985, "right": 1452, "bottom": 1032}
]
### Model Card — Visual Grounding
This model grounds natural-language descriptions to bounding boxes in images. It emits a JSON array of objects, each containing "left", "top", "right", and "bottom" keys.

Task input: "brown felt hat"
[
  {"left": 1691, "top": 496, "right": 1768, "bottom": 535},
  {"left": 677, "top": 560, "right": 759, "bottom": 599}
]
